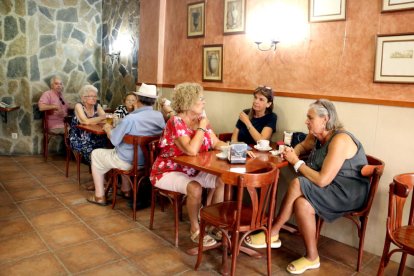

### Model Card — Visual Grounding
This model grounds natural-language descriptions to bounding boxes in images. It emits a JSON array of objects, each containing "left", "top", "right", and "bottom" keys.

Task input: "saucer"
[
  {"left": 216, "top": 152, "right": 228, "bottom": 160},
  {"left": 270, "top": 150, "right": 282, "bottom": 156},
  {"left": 254, "top": 145, "right": 272, "bottom": 152}
]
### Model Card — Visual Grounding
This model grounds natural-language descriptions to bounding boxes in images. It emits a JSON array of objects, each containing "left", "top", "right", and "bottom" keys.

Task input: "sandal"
[
  {"left": 207, "top": 226, "right": 222, "bottom": 241},
  {"left": 190, "top": 229, "right": 217, "bottom": 247},
  {"left": 244, "top": 231, "right": 281, "bottom": 249},
  {"left": 87, "top": 195, "right": 108, "bottom": 206},
  {"left": 286, "top": 256, "right": 320, "bottom": 274}
]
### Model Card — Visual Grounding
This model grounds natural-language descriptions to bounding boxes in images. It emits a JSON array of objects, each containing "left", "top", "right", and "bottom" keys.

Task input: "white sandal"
[{"left": 190, "top": 229, "right": 217, "bottom": 247}]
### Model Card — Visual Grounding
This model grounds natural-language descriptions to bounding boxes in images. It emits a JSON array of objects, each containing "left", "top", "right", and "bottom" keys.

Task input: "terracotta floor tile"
[
  {"left": 130, "top": 247, "right": 192, "bottom": 275},
  {"left": 0, "top": 203, "right": 21, "bottom": 219},
  {"left": 106, "top": 228, "right": 170, "bottom": 257},
  {"left": 37, "top": 174, "right": 75, "bottom": 186},
  {"left": 0, "top": 216, "right": 34, "bottom": 238},
  {"left": 8, "top": 187, "right": 51, "bottom": 201},
  {"left": 1, "top": 177, "right": 40, "bottom": 191},
  {"left": 48, "top": 182, "right": 80, "bottom": 195},
  {"left": 0, "top": 232, "right": 48, "bottom": 264},
  {"left": 70, "top": 202, "right": 116, "bottom": 220},
  {"left": 361, "top": 255, "right": 414, "bottom": 276},
  {"left": 0, "top": 190, "right": 14, "bottom": 206},
  {"left": 55, "top": 239, "right": 120, "bottom": 273},
  {"left": 29, "top": 208, "right": 79, "bottom": 229},
  {"left": 57, "top": 191, "right": 89, "bottom": 206},
  {"left": 0, "top": 252, "right": 67, "bottom": 276},
  {"left": 78, "top": 259, "right": 142, "bottom": 276},
  {"left": 18, "top": 197, "right": 64, "bottom": 216},
  {"left": 0, "top": 171, "right": 32, "bottom": 181},
  {"left": 39, "top": 222, "right": 98, "bottom": 250},
  {"left": 87, "top": 213, "right": 139, "bottom": 236}
]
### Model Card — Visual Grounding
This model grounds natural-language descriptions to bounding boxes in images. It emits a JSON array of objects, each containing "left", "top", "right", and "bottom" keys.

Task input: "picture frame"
[
  {"left": 202, "top": 45, "right": 223, "bottom": 82},
  {"left": 382, "top": 0, "right": 414, "bottom": 12},
  {"left": 223, "top": 0, "right": 246, "bottom": 34},
  {"left": 187, "top": 1, "right": 205, "bottom": 38},
  {"left": 374, "top": 33, "right": 414, "bottom": 84},
  {"left": 309, "top": 0, "right": 346, "bottom": 23}
]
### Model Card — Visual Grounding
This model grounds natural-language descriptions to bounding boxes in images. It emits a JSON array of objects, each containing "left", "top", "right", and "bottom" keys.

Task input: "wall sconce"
[
  {"left": 254, "top": 40, "right": 280, "bottom": 51},
  {"left": 107, "top": 51, "right": 120, "bottom": 64}
]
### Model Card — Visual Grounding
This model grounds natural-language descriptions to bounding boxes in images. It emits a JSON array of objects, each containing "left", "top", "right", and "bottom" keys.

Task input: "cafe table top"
[
  {"left": 76, "top": 123, "right": 106, "bottom": 135},
  {"left": 172, "top": 149, "right": 288, "bottom": 185}
]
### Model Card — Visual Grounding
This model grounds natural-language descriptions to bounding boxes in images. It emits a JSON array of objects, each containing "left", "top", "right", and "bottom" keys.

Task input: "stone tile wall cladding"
[{"left": 0, "top": 0, "right": 139, "bottom": 155}]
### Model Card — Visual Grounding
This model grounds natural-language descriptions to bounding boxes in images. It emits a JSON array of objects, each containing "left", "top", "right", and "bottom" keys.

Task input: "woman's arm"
[
  {"left": 211, "top": 131, "right": 228, "bottom": 150},
  {"left": 174, "top": 117, "right": 208, "bottom": 156},
  {"left": 285, "top": 133, "right": 357, "bottom": 187},
  {"left": 293, "top": 133, "right": 315, "bottom": 156},
  {"left": 74, "top": 103, "right": 105, "bottom": 125}
]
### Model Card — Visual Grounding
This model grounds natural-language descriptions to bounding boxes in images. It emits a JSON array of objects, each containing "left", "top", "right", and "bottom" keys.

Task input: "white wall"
[{"left": 160, "top": 87, "right": 414, "bottom": 266}]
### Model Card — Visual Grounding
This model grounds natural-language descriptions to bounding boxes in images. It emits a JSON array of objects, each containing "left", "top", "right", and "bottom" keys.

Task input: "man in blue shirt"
[{"left": 87, "top": 83, "right": 165, "bottom": 206}]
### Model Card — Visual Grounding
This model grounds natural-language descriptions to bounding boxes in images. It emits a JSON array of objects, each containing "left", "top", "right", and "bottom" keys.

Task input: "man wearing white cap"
[{"left": 87, "top": 83, "right": 165, "bottom": 206}]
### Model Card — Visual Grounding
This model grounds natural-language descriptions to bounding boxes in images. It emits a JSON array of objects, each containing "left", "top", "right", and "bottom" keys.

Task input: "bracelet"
[
  {"left": 197, "top": 127, "right": 207, "bottom": 133},
  {"left": 293, "top": 160, "right": 305, "bottom": 172},
  {"left": 247, "top": 125, "right": 253, "bottom": 131}
]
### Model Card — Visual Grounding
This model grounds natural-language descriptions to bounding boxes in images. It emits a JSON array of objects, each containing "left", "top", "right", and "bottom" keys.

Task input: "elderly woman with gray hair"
[
  {"left": 69, "top": 84, "right": 106, "bottom": 164},
  {"left": 245, "top": 99, "right": 369, "bottom": 274}
]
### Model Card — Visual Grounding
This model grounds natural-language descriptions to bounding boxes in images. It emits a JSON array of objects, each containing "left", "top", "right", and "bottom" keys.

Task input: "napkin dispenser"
[{"left": 228, "top": 142, "right": 247, "bottom": 164}]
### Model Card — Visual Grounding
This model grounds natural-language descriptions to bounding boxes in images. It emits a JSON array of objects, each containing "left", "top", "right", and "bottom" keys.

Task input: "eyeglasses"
[
  {"left": 199, "top": 96, "right": 205, "bottom": 101},
  {"left": 255, "top": 85, "right": 273, "bottom": 93},
  {"left": 85, "top": 95, "right": 98, "bottom": 99},
  {"left": 59, "top": 97, "right": 65, "bottom": 105}
]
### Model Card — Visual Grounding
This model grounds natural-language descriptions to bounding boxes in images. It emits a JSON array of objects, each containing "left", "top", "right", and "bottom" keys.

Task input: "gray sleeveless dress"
[{"left": 299, "top": 130, "right": 369, "bottom": 222}]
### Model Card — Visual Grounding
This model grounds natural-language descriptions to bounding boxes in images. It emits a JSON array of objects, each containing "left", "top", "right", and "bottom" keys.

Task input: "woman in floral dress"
[{"left": 150, "top": 82, "right": 228, "bottom": 247}]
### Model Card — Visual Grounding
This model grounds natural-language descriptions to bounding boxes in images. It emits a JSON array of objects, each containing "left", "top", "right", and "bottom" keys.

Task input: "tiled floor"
[{"left": 0, "top": 155, "right": 412, "bottom": 275}]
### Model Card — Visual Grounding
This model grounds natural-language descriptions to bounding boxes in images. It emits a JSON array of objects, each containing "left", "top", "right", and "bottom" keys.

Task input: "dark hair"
[
  {"left": 250, "top": 85, "right": 274, "bottom": 117},
  {"left": 138, "top": 95, "right": 156, "bottom": 106}
]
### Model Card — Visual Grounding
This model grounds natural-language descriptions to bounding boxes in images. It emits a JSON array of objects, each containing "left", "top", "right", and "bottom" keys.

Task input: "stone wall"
[
  {"left": 101, "top": 0, "right": 139, "bottom": 110},
  {"left": 0, "top": 0, "right": 103, "bottom": 155}
]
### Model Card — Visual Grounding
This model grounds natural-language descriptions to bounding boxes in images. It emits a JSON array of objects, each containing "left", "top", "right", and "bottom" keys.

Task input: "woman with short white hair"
[{"left": 69, "top": 84, "right": 106, "bottom": 164}]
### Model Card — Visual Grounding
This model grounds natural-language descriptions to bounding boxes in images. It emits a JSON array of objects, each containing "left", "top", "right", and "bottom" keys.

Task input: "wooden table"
[
  {"left": 76, "top": 123, "right": 106, "bottom": 135},
  {"left": 173, "top": 149, "right": 288, "bottom": 273},
  {"left": 0, "top": 106, "right": 20, "bottom": 123}
]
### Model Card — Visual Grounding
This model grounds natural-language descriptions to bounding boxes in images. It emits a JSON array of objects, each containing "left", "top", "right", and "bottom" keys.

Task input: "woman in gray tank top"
[{"left": 245, "top": 99, "right": 369, "bottom": 274}]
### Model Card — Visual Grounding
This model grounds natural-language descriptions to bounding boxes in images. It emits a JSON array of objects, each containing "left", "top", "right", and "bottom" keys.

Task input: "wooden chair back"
[
  {"left": 42, "top": 110, "right": 62, "bottom": 160},
  {"left": 316, "top": 154, "right": 385, "bottom": 272},
  {"left": 378, "top": 173, "right": 414, "bottom": 275},
  {"left": 218, "top": 132, "right": 232, "bottom": 142}
]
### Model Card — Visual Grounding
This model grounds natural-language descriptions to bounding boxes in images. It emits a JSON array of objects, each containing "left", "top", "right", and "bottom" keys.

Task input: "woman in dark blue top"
[{"left": 231, "top": 86, "right": 277, "bottom": 145}]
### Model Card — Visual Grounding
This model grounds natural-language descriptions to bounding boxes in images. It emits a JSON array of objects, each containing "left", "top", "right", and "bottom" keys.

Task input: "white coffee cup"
[
  {"left": 220, "top": 145, "right": 231, "bottom": 156},
  {"left": 102, "top": 104, "right": 108, "bottom": 110},
  {"left": 257, "top": 140, "right": 270, "bottom": 149},
  {"left": 278, "top": 144, "right": 286, "bottom": 153}
]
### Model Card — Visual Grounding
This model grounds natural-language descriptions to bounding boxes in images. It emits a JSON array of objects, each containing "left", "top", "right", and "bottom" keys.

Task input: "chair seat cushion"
[{"left": 394, "top": 226, "right": 414, "bottom": 252}]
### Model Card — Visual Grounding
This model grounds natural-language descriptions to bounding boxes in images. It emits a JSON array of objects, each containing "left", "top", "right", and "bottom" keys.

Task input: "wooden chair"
[
  {"left": 378, "top": 173, "right": 414, "bottom": 276},
  {"left": 149, "top": 140, "right": 185, "bottom": 247},
  {"left": 315, "top": 155, "right": 385, "bottom": 271},
  {"left": 194, "top": 163, "right": 280, "bottom": 276},
  {"left": 111, "top": 135, "right": 160, "bottom": 220},
  {"left": 218, "top": 132, "right": 232, "bottom": 142},
  {"left": 63, "top": 115, "right": 83, "bottom": 188},
  {"left": 42, "top": 110, "right": 64, "bottom": 161}
]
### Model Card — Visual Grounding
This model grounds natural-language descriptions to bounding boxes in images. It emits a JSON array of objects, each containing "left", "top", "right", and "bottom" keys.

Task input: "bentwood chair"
[
  {"left": 42, "top": 110, "right": 64, "bottom": 161},
  {"left": 63, "top": 115, "right": 84, "bottom": 188},
  {"left": 315, "top": 155, "right": 385, "bottom": 272},
  {"left": 194, "top": 163, "right": 280, "bottom": 276},
  {"left": 378, "top": 173, "right": 414, "bottom": 276},
  {"left": 111, "top": 135, "right": 160, "bottom": 220},
  {"left": 218, "top": 132, "right": 232, "bottom": 143},
  {"left": 149, "top": 140, "right": 185, "bottom": 247}
]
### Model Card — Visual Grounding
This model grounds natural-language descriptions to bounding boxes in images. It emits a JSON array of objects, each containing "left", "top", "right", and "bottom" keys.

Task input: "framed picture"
[
  {"left": 382, "top": 0, "right": 414, "bottom": 12},
  {"left": 223, "top": 0, "right": 246, "bottom": 34},
  {"left": 374, "top": 33, "right": 414, "bottom": 84},
  {"left": 187, "top": 1, "right": 205, "bottom": 38},
  {"left": 309, "top": 0, "right": 346, "bottom": 23},
  {"left": 202, "top": 45, "right": 223, "bottom": 82}
]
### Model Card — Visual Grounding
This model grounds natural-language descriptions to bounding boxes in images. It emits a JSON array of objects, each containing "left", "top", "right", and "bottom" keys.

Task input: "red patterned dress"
[{"left": 150, "top": 115, "right": 214, "bottom": 185}]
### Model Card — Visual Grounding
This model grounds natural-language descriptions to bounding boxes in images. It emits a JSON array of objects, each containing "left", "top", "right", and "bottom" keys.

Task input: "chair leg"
[
  {"left": 377, "top": 239, "right": 391, "bottom": 276},
  {"left": 315, "top": 216, "right": 324, "bottom": 241},
  {"left": 65, "top": 148, "right": 70, "bottom": 177},
  {"left": 75, "top": 153, "right": 81, "bottom": 189},
  {"left": 266, "top": 229, "right": 272, "bottom": 276},
  {"left": 173, "top": 194, "right": 179, "bottom": 247},
  {"left": 111, "top": 172, "right": 118, "bottom": 210},
  {"left": 194, "top": 220, "right": 206, "bottom": 270},
  {"left": 356, "top": 217, "right": 368, "bottom": 272},
  {"left": 44, "top": 134, "right": 48, "bottom": 161},
  {"left": 230, "top": 230, "right": 240, "bottom": 276},
  {"left": 398, "top": 253, "right": 408, "bottom": 276},
  {"left": 149, "top": 188, "right": 157, "bottom": 230}
]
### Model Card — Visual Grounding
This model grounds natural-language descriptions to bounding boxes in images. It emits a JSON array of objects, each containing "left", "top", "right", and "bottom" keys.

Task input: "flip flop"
[
  {"left": 190, "top": 229, "right": 217, "bottom": 247},
  {"left": 87, "top": 195, "right": 108, "bottom": 206},
  {"left": 286, "top": 256, "right": 320, "bottom": 274},
  {"left": 244, "top": 231, "right": 281, "bottom": 249},
  {"left": 207, "top": 226, "right": 222, "bottom": 241}
]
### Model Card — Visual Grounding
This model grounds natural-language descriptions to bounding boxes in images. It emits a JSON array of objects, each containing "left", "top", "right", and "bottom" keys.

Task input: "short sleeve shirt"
[
  {"left": 150, "top": 116, "right": 214, "bottom": 184},
  {"left": 235, "top": 109, "right": 277, "bottom": 145},
  {"left": 38, "top": 90, "right": 68, "bottom": 129}
]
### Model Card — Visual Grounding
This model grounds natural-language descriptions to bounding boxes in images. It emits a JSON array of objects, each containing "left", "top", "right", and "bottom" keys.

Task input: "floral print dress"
[
  {"left": 150, "top": 116, "right": 214, "bottom": 185},
  {"left": 69, "top": 103, "right": 106, "bottom": 164}
]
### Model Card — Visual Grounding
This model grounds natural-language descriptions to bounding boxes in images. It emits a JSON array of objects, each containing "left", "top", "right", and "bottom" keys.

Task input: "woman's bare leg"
[
  {"left": 293, "top": 197, "right": 319, "bottom": 261},
  {"left": 212, "top": 177, "right": 224, "bottom": 204},
  {"left": 186, "top": 181, "right": 203, "bottom": 234},
  {"left": 270, "top": 178, "right": 304, "bottom": 236}
]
